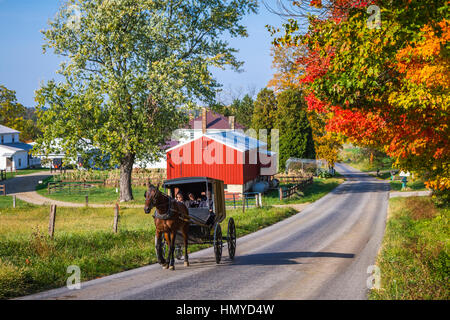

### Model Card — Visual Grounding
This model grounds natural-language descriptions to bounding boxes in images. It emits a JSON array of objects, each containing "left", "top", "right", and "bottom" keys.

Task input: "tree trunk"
[{"left": 119, "top": 153, "right": 135, "bottom": 202}]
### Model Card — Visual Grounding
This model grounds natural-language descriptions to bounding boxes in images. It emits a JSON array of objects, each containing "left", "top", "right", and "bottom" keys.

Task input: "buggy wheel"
[
  {"left": 162, "top": 238, "right": 182, "bottom": 260},
  {"left": 227, "top": 218, "right": 236, "bottom": 259},
  {"left": 161, "top": 238, "right": 167, "bottom": 259},
  {"left": 213, "top": 223, "right": 223, "bottom": 264},
  {"left": 175, "top": 245, "right": 182, "bottom": 260}
]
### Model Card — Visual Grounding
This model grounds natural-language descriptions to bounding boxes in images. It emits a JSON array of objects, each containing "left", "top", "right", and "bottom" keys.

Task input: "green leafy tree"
[
  {"left": 209, "top": 102, "right": 232, "bottom": 117},
  {"left": 0, "top": 85, "right": 39, "bottom": 142},
  {"left": 276, "top": 89, "right": 315, "bottom": 170},
  {"left": 251, "top": 88, "right": 277, "bottom": 148},
  {"left": 251, "top": 88, "right": 277, "bottom": 130},
  {"left": 229, "top": 94, "right": 254, "bottom": 128},
  {"left": 35, "top": 0, "right": 258, "bottom": 201}
]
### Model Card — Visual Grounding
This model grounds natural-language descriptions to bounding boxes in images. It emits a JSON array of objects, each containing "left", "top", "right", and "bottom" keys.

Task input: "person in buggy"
[
  {"left": 187, "top": 192, "right": 199, "bottom": 208},
  {"left": 199, "top": 190, "right": 215, "bottom": 226}
]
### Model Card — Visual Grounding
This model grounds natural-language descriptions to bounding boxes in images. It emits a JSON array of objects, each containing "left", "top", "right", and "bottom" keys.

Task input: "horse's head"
[{"left": 144, "top": 182, "right": 161, "bottom": 214}]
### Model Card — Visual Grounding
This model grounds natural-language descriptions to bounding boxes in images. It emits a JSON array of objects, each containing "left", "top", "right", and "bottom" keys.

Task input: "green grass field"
[
  {"left": 369, "top": 197, "right": 449, "bottom": 300},
  {"left": 36, "top": 184, "right": 148, "bottom": 205},
  {"left": 1, "top": 168, "right": 50, "bottom": 181},
  {"left": 35, "top": 176, "right": 344, "bottom": 207},
  {"left": 0, "top": 194, "right": 297, "bottom": 299}
]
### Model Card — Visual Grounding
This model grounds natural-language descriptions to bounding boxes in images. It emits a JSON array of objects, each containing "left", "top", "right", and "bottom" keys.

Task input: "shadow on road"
[
  {"left": 232, "top": 251, "right": 355, "bottom": 266},
  {"left": 331, "top": 181, "right": 389, "bottom": 195},
  {"left": 185, "top": 251, "right": 355, "bottom": 269}
]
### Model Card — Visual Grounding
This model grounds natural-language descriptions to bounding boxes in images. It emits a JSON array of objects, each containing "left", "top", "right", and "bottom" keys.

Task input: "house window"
[
  {"left": 12, "top": 135, "right": 15, "bottom": 143},
  {"left": 190, "top": 131, "right": 194, "bottom": 140},
  {"left": 19, "top": 159, "right": 22, "bottom": 167},
  {"left": 1, "top": 136, "right": 3, "bottom": 144}
]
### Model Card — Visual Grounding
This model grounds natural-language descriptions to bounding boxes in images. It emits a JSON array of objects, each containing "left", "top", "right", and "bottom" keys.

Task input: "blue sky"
[{"left": 0, "top": 0, "right": 289, "bottom": 108}]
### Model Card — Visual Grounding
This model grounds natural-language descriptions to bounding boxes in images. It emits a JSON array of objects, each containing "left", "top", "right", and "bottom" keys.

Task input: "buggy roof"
[{"left": 163, "top": 176, "right": 223, "bottom": 186}]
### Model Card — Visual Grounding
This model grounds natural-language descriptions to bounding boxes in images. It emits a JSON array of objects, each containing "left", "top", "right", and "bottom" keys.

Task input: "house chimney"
[
  {"left": 202, "top": 107, "right": 207, "bottom": 134},
  {"left": 229, "top": 116, "right": 235, "bottom": 131}
]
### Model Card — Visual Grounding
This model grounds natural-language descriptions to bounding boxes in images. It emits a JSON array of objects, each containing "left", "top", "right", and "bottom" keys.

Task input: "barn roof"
[{"left": 166, "top": 131, "right": 269, "bottom": 153}]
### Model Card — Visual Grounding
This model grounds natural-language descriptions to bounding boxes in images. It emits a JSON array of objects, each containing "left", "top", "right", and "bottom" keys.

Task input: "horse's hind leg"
[
  {"left": 182, "top": 224, "right": 189, "bottom": 267},
  {"left": 168, "top": 231, "right": 177, "bottom": 270}
]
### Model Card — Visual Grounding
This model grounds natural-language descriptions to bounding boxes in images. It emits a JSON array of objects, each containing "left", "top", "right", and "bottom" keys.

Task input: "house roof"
[
  {"left": 0, "top": 142, "right": 32, "bottom": 156},
  {"left": 0, "top": 125, "right": 20, "bottom": 134},
  {"left": 166, "top": 131, "right": 269, "bottom": 153},
  {"left": 185, "top": 110, "right": 245, "bottom": 130}
]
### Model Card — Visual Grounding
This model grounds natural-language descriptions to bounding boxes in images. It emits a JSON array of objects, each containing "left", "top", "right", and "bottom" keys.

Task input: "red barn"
[{"left": 166, "top": 131, "right": 277, "bottom": 193}]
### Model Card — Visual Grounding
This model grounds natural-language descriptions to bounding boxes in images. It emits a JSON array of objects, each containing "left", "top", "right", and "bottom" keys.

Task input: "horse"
[{"left": 144, "top": 183, "right": 190, "bottom": 270}]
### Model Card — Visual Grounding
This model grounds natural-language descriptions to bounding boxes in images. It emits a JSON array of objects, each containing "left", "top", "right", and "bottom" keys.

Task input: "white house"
[{"left": 0, "top": 125, "right": 40, "bottom": 170}]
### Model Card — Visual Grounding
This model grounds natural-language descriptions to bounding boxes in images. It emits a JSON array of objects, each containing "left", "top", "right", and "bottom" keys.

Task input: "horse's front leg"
[
  {"left": 168, "top": 231, "right": 177, "bottom": 270},
  {"left": 156, "top": 230, "right": 168, "bottom": 268}
]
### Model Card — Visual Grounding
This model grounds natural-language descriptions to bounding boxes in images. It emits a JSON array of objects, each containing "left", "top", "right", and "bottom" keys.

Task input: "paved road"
[{"left": 20, "top": 163, "right": 389, "bottom": 300}]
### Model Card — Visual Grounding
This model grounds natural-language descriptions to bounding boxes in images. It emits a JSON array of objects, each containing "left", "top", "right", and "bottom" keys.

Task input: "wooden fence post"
[
  {"left": 279, "top": 187, "right": 283, "bottom": 201},
  {"left": 113, "top": 203, "right": 119, "bottom": 233},
  {"left": 85, "top": 195, "right": 89, "bottom": 207},
  {"left": 242, "top": 194, "right": 245, "bottom": 213},
  {"left": 259, "top": 193, "right": 263, "bottom": 207},
  {"left": 233, "top": 194, "right": 236, "bottom": 209},
  {"left": 49, "top": 204, "right": 56, "bottom": 238},
  {"left": 13, "top": 195, "right": 16, "bottom": 208}
]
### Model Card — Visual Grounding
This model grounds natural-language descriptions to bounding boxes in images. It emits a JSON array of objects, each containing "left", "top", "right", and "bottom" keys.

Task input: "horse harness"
[{"left": 152, "top": 194, "right": 190, "bottom": 222}]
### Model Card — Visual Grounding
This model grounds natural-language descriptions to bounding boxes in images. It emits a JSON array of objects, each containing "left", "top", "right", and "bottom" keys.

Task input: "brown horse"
[{"left": 144, "top": 183, "right": 190, "bottom": 270}]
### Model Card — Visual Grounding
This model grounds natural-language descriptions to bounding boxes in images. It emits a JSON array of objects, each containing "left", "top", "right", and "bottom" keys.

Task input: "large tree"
[
  {"left": 35, "top": 0, "right": 258, "bottom": 201},
  {"left": 276, "top": 89, "right": 315, "bottom": 170},
  {"left": 270, "top": 0, "right": 449, "bottom": 198}
]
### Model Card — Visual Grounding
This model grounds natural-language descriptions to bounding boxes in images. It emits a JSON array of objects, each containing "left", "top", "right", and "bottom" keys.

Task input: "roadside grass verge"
[
  {"left": 262, "top": 177, "right": 344, "bottom": 206},
  {"left": 0, "top": 202, "right": 296, "bottom": 299},
  {"left": 389, "top": 180, "right": 427, "bottom": 192},
  {"left": 0, "top": 195, "right": 36, "bottom": 210},
  {"left": 369, "top": 197, "right": 449, "bottom": 300}
]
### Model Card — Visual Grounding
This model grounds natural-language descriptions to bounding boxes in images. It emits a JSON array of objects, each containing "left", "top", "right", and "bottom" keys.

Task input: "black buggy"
[{"left": 162, "top": 177, "right": 236, "bottom": 264}]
